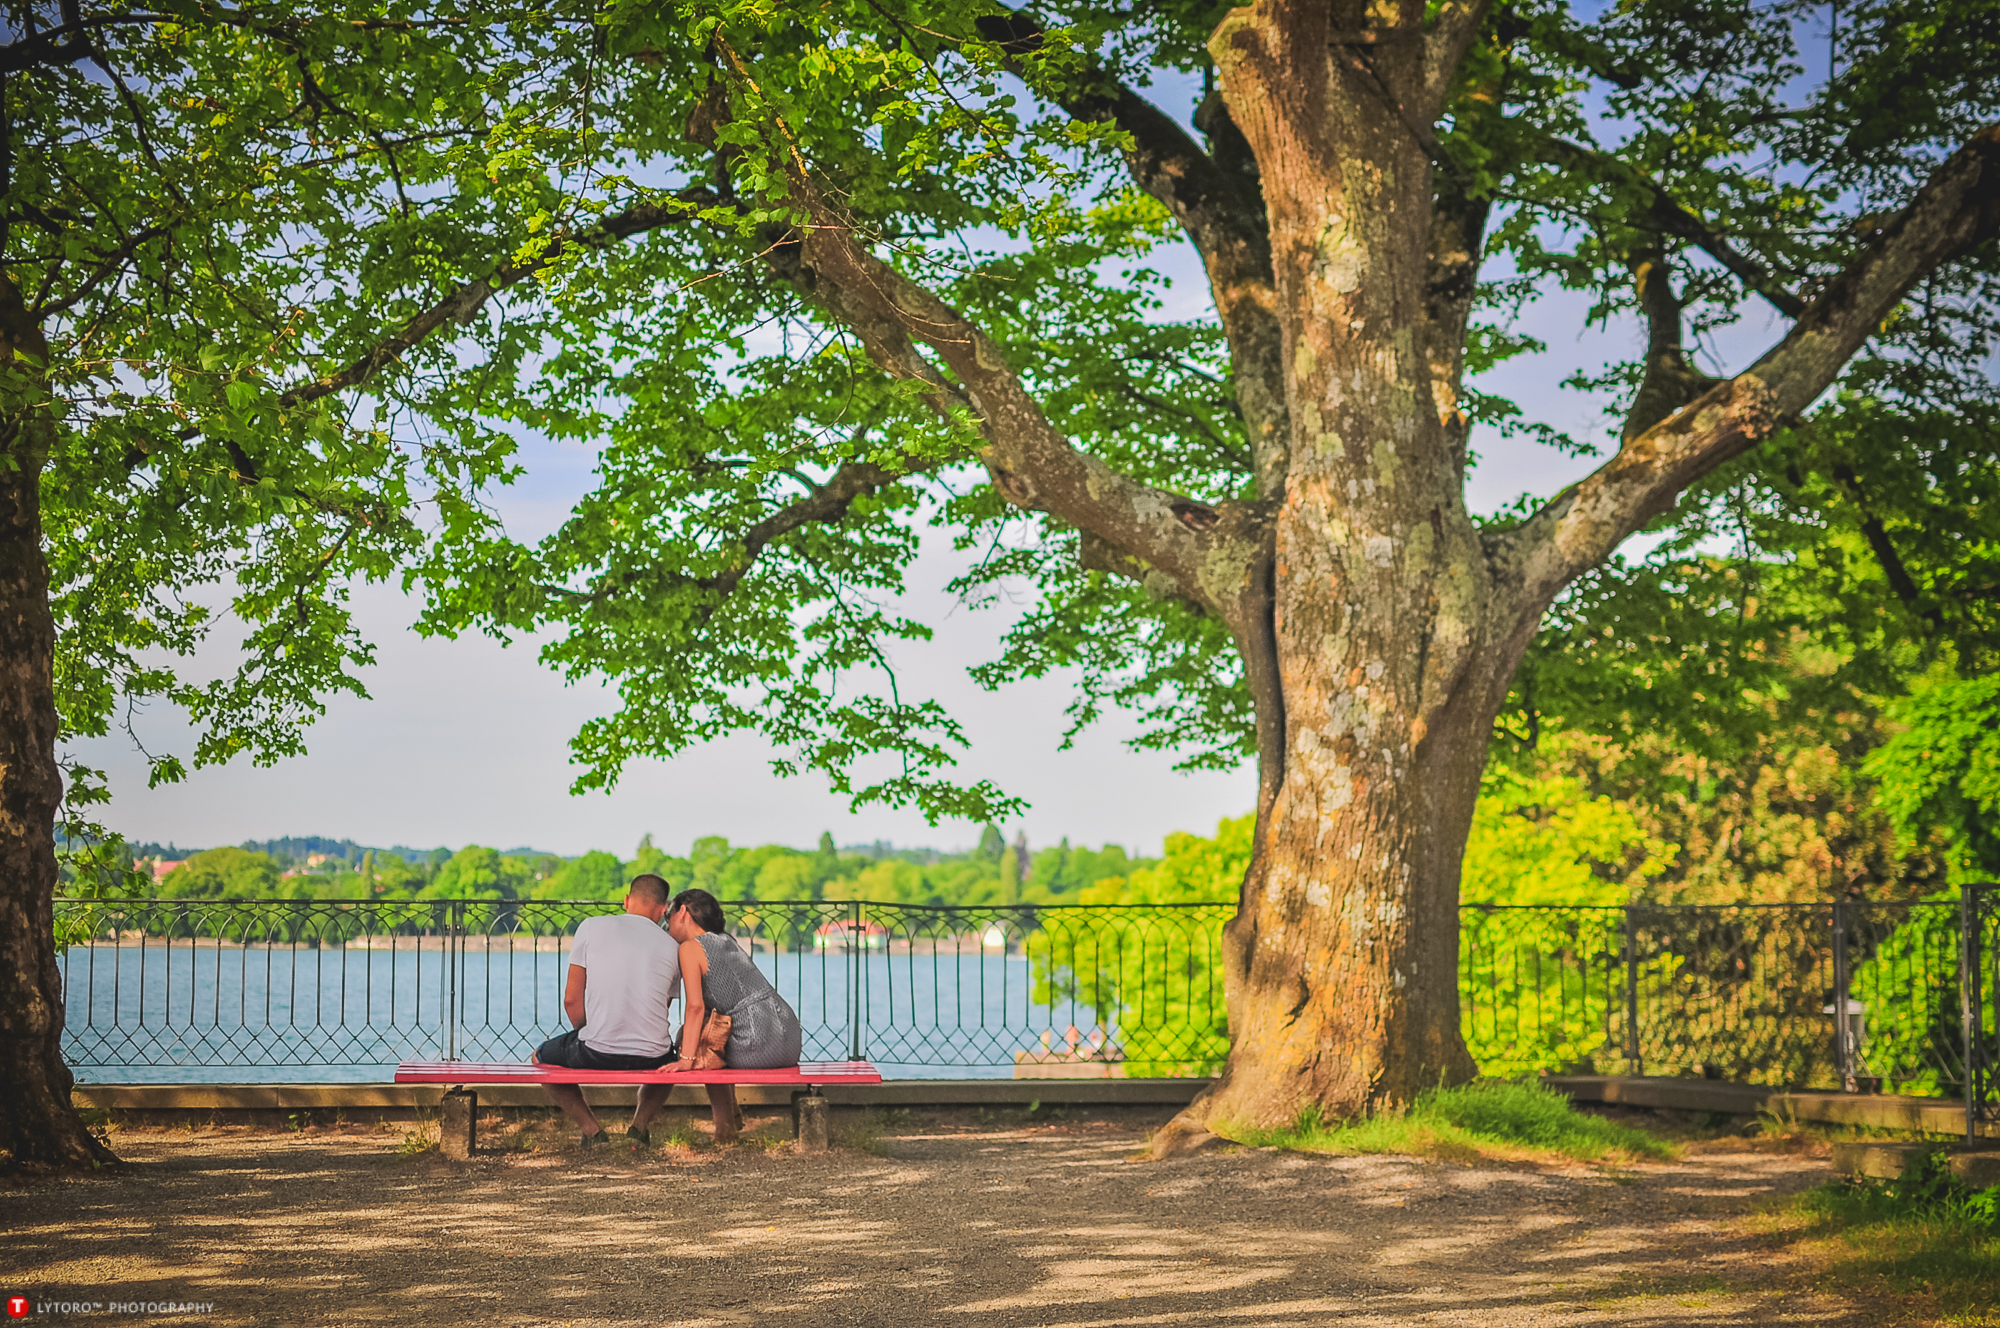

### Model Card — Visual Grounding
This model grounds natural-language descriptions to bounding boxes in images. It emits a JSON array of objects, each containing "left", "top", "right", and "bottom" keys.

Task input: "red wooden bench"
[{"left": 394, "top": 1059, "right": 883, "bottom": 1156}]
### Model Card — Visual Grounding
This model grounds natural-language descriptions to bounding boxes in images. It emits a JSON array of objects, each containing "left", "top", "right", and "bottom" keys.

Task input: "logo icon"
[{"left": 5, "top": 1295, "right": 29, "bottom": 1319}]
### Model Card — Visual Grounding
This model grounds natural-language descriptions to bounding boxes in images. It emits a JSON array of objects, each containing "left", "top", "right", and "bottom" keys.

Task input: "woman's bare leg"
[{"left": 708, "top": 1084, "right": 739, "bottom": 1142}]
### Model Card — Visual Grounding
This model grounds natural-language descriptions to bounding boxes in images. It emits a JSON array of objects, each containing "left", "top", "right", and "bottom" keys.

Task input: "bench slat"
[{"left": 393, "top": 1059, "right": 882, "bottom": 1086}]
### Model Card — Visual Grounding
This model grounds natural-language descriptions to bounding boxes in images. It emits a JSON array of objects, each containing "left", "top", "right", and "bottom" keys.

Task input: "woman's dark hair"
[{"left": 670, "top": 888, "right": 725, "bottom": 934}]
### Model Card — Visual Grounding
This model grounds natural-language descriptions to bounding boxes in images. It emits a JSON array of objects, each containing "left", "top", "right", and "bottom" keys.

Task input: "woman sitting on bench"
[{"left": 664, "top": 888, "right": 804, "bottom": 1140}]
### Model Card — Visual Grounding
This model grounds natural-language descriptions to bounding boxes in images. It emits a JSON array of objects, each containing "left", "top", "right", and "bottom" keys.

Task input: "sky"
[{"left": 64, "top": 58, "right": 1798, "bottom": 864}]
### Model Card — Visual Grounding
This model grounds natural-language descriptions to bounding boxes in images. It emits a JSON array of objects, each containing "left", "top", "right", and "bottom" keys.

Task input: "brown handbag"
[{"left": 690, "top": 1009, "right": 732, "bottom": 1070}]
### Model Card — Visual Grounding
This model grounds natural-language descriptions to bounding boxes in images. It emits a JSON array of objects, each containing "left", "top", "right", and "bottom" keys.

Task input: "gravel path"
[{"left": 1, "top": 1111, "right": 1866, "bottom": 1326}]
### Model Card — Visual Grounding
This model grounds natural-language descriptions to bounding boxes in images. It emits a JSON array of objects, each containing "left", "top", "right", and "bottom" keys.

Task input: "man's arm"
[{"left": 563, "top": 963, "right": 587, "bottom": 1029}]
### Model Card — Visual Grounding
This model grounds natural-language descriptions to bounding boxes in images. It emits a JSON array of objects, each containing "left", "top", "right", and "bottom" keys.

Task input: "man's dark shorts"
[{"left": 534, "top": 1029, "right": 677, "bottom": 1071}]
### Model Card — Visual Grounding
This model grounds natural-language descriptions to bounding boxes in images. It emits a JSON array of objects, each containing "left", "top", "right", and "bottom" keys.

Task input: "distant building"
[{"left": 150, "top": 859, "right": 184, "bottom": 884}]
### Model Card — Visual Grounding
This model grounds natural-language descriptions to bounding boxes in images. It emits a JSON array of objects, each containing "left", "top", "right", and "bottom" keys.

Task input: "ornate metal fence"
[
  {"left": 1459, "top": 887, "right": 2000, "bottom": 1133},
  {"left": 53, "top": 888, "right": 2000, "bottom": 1128},
  {"left": 51, "top": 896, "right": 1233, "bottom": 1081}
]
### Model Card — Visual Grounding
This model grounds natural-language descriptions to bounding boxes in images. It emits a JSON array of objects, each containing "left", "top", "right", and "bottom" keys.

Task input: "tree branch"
[
  {"left": 974, "top": 8, "right": 1289, "bottom": 499},
  {"left": 1621, "top": 249, "right": 1722, "bottom": 441},
  {"left": 749, "top": 157, "right": 1271, "bottom": 632},
  {"left": 538, "top": 455, "right": 943, "bottom": 643},
  {"left": 1537, "top": 137, "right": 1807, "bottom": 318},
  {"left": 1424, "top": 165, "right": 1492, "bottom": 475},
  {"left": 1497, "top": 121, "right": 2000, "bottom": 630},
  {"left": 1420, "top": 0, "right": 1495, "bottom": 116},
  {"left": 237, "top": 192, "right": 708, "bottom": 422}
]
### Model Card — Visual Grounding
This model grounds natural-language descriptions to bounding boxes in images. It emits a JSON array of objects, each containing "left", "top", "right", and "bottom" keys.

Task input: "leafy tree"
[
  {"left": 356, "top": 850, "right": 432, "bottom": 901},
  {"left": 157, "top": 848, "right": 283, "bottom": 900},
  {"left": 0, "top": 0, "right": 608, "bottom": 1166},
  {"left": 973, "top": 825, "right": 1007, "bottom": 864},
  {"left": 535, "top": 849, "right": 628, "bottom": 901},
  {"left": 1023, "top": 838, "right": 1141, "bottom": 901},
  {"left": 750, "top": 853, "right": 820, "bottom": 900},
  {"left": 347, "top": 0, "right": 1996, "bottom": 1150},
  {"left": 1460, "top": 764, "right": 1675, "bottom": 906},
  {"left": 423, "top": 846, "right": 527, "bottom": 901}
]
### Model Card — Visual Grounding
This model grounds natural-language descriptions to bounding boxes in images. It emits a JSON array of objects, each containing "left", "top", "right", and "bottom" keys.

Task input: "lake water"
[{"left": 58, "top": 942, "right": 1100, "bottom": 1083}]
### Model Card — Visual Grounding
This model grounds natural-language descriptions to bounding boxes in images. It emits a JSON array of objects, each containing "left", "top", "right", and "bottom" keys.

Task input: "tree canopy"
[{"left": 9, "top": 0, "right": 2000, "bottom": 1163}]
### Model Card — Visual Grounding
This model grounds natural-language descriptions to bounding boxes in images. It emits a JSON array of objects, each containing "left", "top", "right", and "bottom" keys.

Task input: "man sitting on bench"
[{"left": 530, "top": 873, "right": 681, "bottom": 1146}]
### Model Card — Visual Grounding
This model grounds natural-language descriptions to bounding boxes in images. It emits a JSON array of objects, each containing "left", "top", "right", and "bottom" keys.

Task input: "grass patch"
[
  {"left": 1765, "top": 1151, "right": 2000, "bottom": 1323},
  {"left": 1222, "top": 1080, "right": 1678, "bottom": 1165},
  {"left": 395, "top": 1121, "right": 438, "bottom": 1156}
]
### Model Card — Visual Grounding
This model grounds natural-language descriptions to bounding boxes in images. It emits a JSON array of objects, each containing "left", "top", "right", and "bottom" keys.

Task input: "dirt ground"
[{"left": 0, "top": 1106, "right": 1907, "bottom": 1327}]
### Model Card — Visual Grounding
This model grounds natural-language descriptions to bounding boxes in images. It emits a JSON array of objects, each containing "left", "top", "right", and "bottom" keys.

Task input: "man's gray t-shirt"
[{"left": 567, "top": 914, "right": 682, "bottom": 1057}]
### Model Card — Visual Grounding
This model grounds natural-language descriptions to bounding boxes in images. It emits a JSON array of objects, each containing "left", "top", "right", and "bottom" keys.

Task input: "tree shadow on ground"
[{"left": 0, "top": 1121, "right": 1865, "bottom": 1327}]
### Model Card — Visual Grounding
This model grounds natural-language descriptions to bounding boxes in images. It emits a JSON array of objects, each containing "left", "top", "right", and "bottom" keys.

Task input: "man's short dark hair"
[
  {"left": 669, "top": 888, "right": 725, "bottom": 934},
  {"left": 628, "top": 874, "right": 669, "bottom": 907}
]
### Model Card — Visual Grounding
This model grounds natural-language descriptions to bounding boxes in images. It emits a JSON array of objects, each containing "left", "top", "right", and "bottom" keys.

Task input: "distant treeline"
[
  {"left": 127, "top": 837, "right": 548, "bottom": 869},
  {"left": 134, "top": 826, "right": 1151, "bottom": 908}
]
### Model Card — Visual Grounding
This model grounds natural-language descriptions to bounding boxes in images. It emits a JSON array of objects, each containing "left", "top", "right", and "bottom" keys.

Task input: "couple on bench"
[{"left": 531, "top": 878, "right": 802, "bottom": 1146}]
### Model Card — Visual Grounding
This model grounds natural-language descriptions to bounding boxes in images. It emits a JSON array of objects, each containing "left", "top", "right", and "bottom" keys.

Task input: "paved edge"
[
  {"left": 1547, "top": 1075, "right": 1995, "bottom": 1137},
  {"left": 72, "top": 1078, "right": 1213, "bottom": 1113}
]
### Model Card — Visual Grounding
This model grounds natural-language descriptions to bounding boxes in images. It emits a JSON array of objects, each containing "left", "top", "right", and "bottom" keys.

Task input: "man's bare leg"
[
  {"left": 633, "top": 1082, "right": 672, "bottom": 1133},
  {"left": 533, "top": 1052, "right": 602, "bottom": 1139},
  {"left": 708, "top": 1084, "right": 740, "bottom": 1142}
]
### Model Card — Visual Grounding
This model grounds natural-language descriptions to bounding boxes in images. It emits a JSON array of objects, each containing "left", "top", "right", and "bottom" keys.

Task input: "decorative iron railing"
[
  {"left": 53, "top": 887, "right": 1999, "bottom": 1131},
  {"left": 51, "top": 897, "right": 1232, "bottom": 1082}
]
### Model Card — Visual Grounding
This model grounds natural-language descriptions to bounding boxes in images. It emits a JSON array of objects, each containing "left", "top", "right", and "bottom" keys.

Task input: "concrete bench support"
[
  {"left": 793, "top": 1090, "right": 830, "bottom": 1153},
  {"left": 1833, "top": 1140, "right": 2000, "bottom": 1188},
  {"left": 440, "top": 1090, "right": 476, "bottom": 1160}
]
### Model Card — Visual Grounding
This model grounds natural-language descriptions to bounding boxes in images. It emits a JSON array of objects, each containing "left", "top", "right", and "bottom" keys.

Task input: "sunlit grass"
[
  {"left": 1219, "top": 1079, "right": 1678, "bottom": 1165},
  {"left": 1762, "top": 1150, "right": 2000, "bottom": 1324}
]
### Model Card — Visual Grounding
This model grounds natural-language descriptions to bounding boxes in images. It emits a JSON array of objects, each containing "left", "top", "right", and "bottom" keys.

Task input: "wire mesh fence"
[{"left": 53, "top": 887, "right": 1999, "bottom": 1124}]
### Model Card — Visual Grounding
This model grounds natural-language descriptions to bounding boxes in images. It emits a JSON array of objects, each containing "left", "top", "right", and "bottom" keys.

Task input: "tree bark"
[
  {"left": 0, "top": 274, "right": 114, "bottom": 1171},
  {"left": 1147, "top": 0, "right": 1499, "bottom": 1145}
]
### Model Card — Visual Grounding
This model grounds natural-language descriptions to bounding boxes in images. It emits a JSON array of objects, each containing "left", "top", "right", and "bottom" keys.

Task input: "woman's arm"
[{"left": 673, "top": 937, "right": 709, "bottom": 1068}]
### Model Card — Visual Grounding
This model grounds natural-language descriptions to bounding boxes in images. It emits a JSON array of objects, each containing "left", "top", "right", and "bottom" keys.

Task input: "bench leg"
[
  {"left": 441, "top": 1089, "right": 477, "bottom": 1160},
  {"left": 794, "top": 1089, "right": 829, "bottom": 1153}
]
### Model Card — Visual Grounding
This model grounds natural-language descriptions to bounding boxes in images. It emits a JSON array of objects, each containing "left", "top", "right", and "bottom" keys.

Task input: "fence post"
[
  {"left": 1831, "top": 900, "right": 1853, "bottom": 1093},
  {"left": 1963, "top": 883, "right": 1977, "bottom": 1143},
  {"left": 848, "top": 897, "right": 863, "bottom": 1062},
  {"left": 1623, "top": 906, "right": 1641, "bottom": 1075},
  {"left": 446, "top": 899, "right": 463, "bottom": 1063}
]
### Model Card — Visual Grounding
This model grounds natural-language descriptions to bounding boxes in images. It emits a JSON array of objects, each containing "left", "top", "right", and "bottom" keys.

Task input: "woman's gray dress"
[{"left": 696, "top": 932, "right": 803, "bottom": 1068}]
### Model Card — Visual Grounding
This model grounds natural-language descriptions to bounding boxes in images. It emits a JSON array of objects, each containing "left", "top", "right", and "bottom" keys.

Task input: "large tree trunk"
[
  {"left": 0, "top": 275, "right": 114, "bottom": 1171},
  {"left": 1156, "top": 1, "right": 1506, "bottom": 1141}
]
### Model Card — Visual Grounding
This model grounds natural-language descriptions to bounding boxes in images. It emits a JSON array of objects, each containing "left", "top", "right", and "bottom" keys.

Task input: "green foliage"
[
  {"left": 1222, "top": 1080, "right": 1676, "bottom": 1164},
  {"left": 158, "top": 848, "right": 283, "bottom": 900},
  {"left": 1869, "top": 675, "right": 2000, "bottom": 880},
  {"left": 12, "top": 1, "right": 615, "bottom": 868},
  {"left": 422, "top": 846, "right": 532, "bottom": 901},
  {"left": 1802, "top": 1150, "right": 2000, "bottom": 1231},
  {"left": 1462, "top": 764, "right": 1675, "bottom": 905},
  {"left": 536, "top": 850, "right": 629, "bottom": 902},
  {"left": 11, "top": 0, "right": 1997, "bottom": 846},
  {"left": 1506, "top": 717, "right": 1944, "bottom": 908}
]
